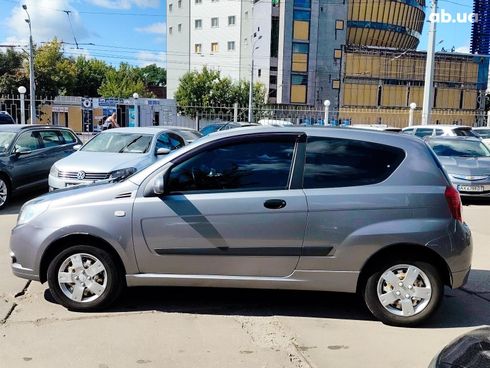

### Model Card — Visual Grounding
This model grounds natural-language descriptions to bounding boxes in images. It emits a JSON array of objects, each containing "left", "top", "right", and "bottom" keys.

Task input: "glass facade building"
[{"left": 471, "top": 0, "right": 490, "bottom": 55}]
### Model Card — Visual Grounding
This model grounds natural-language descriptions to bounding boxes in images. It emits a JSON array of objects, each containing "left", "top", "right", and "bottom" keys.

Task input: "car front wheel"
[
  {"left": 0, "top": 176, "right": 10, "bottom": 210},
  {"left": 363, "top": 261, "right": 443, "bottom": 327},
  {"left": 47, "top": 245, "right": 124, "bottom": 311}
]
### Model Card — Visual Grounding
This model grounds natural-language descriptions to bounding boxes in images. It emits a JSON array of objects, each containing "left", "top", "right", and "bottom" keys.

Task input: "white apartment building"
[{"left": 167, "top": 0, "right": 256, "bottom": 99}]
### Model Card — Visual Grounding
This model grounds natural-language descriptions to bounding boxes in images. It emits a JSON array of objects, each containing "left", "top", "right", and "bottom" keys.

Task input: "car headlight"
[
  {"left": 17, "top": 201, "right": 50, "bottom": 226},
  {"left": 49, "top": 165, "right": 59, "bottom": 177},
  {"left": 109, "top": 167, "right": 137, "bottom": 180}
]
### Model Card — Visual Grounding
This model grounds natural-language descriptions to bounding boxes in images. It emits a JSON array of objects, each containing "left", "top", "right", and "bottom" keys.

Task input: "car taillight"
[{"left": 445, "top": 186, "right": 462, "bottom": 222}]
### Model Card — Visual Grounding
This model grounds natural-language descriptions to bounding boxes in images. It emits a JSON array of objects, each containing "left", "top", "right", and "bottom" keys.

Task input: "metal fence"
[{"left": 0, "top": 94, "right": 55, "bottom": 125}]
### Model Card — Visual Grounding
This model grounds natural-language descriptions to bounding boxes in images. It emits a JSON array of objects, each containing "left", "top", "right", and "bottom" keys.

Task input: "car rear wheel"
[
  {"left": 47, "top": 245, "right": 124, "bottom": 311},
  {"left": 0, "top": 176, "right": 10, "bottom": 210},
  {"left": 363, "top": 261, "right": 443, "bottom": 327}
]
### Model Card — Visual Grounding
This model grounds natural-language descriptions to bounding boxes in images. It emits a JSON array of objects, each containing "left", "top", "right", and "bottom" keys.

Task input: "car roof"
[
  {"left": 403, "top": 125, "right": 472, "bottom": 130},
  {"left": 0, "top": 124, "right": 74, "bottom": 132},
  {"left": 425, "top": 136, "right": 481, "bottom": 142},
  {"left": 102, "top": 127, "right": 179, "bottom": 134}
]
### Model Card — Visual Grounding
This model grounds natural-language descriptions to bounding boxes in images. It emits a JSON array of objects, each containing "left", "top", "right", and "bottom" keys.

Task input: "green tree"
[
  {"left": 0, "top": 48, "right": 28, "bottom": 96},
  {"left": 138, "top": 64, "right": 166, "bottom": 87},
  {"left": 98, "top": 63, "right": 152, "bottom": 98},
  {"left": 175, "top": 67, "right": 266, "bottom": 118},
  {"left": 71, "top": 57, "right": 112, "bottom": 97},
  {"left": 34, "top": 39, "right": 77, "bottom": 97}
]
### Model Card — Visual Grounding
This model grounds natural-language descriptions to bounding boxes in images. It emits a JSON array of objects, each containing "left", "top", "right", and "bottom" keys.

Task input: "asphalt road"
[{"left": 1, "top": 193, "right": 490, "bottom": 368}]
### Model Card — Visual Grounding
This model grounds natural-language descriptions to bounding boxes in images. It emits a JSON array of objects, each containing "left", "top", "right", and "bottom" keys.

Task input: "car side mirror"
[
  {"left": 153, "top": 175, "right": 165, "bottom": 195},
  {"left": 15, "top": 148, "right": 32, "bottom": 156},
  {"left": 73, "top": 144, "right": 82, "bottom": 151},
  {"left": 156, "top": 147, "right": 171, "bottom": 155}
]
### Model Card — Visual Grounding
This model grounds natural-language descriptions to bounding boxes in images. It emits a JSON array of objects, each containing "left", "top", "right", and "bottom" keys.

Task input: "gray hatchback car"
[{"left": 10, "top": 127, "right": 472, "bottom": 326}]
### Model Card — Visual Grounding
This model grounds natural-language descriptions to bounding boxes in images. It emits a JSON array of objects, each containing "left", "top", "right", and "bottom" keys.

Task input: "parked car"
[
  {"left": 200, "top": 122, "right": 258, "bottom": 136},
  {"left": 402, "top": 125, "right": 478, "bottom": 138},
  {"left": 429, "top": 327, "right": 490, "bottom": 367},
  {"left": 11, "top": 127, "right": 471, "bottom": 327},
  {"left": 473, "top": 127, "right": 490, "bottom": 146},
  {"left": 0, "top": 124, "right": 81, "bottom": 209},
  {"left": 48, "top": 127, "right": 188, "bottom": 190},
  {"left": 0, "top": 111, "right": 15, "bottom": 124},
  {"left": 426, "top": 136, "right": 490, "bottom": 197},
  {"left": 351, "top": 124, "right": 402, "bottom": 132}
]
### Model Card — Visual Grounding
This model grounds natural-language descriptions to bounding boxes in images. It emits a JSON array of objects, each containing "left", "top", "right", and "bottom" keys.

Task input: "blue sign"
[{"left": 128, "top": 106, "right": 136, "bottom": 127}]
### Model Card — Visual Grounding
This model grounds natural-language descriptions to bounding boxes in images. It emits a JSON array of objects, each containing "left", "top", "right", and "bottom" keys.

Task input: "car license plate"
[{"left": 457, "top": 185, "right": 485, "bottom": 193}]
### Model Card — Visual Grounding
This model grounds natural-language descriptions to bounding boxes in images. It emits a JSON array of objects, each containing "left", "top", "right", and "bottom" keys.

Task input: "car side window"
[
  {"left": 402, "top": 128, "right": 414, "bottom": 134},
  {"left": 155, "top": 133, "right": 172, "bottom": 151},
  {"left": 39, "top": 130, "right": 63, "bottom": 148},
  {"left": 167, "top": 138, "right": 296, "bottom": 193},
  {"left": 167, "top": 133, "right": 185, "bottom": 150},
  {"left": 14, "top": 131, "right": 42, "bottom": 152},
  {"left": 303, "top": 137, "right": 406, "bottom": 189},
  {"left": 414, "top": 128, "right": 434, "bottom": 138},
  {"left": 436, "top": 129, "right": 444, "bottom": 136},
  {"left": 60, "top": 130, "right": 77, "bottom": 144}
]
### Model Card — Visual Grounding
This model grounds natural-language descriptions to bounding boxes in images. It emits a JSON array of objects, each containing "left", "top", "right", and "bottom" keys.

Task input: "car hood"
[
  {"left": 438, "top": 156, "right": 490, "bottom": 176},
  {"left": 53, "top": 151, "right": 153, "bottom": 173}
]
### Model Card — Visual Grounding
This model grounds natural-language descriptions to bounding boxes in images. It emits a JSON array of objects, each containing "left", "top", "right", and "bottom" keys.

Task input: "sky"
[{"left": 0, "top": 0, "right": 480, "bottom": 68}]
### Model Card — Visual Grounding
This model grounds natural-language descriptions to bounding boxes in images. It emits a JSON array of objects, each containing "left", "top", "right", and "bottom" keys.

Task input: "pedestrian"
[{"left": 102, "top": 112, "right": 120, "bottom": 130}]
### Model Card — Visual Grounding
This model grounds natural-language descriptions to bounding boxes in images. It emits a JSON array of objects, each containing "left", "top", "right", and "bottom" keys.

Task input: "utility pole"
[
  {"left": 23, "top": 5, "right": 36, "bottom": 124},
  {"left": 422, "top": 0, "right": 437, "bottom": 126},
  {"left": 248, "top": 56, "right": 254, "bottom": 123}
]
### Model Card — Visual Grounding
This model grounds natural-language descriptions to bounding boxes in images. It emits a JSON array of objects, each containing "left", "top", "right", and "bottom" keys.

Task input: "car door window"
[
  {"left": 167, "top": 139, "right": 296, "bottom": 193},
  {"left": 435, "top": 129, "right": 444, "bottom": 136},
  {"left": 167, "top": 133, "right": 185, "bottom": 149},
  {"left": 155, "top": 133, "right": 172, "bottom": 151},
  {"left": 39, "top": 130, "right": 63, "bottom": 148},
  {"left": 402, "top": 128, "right": 414, "bottom": 134},
  {"left": 14, "top": 131, "right": 42, "bottom": 152},
  {"left": 414, "top": 128, "right": 434, "bottom": 138},
  {"left": 60, "top": 130, "right": 78, "bottom": 144},
  {"left": 303, "top": 137, "right": 406, "bottom": 189}
]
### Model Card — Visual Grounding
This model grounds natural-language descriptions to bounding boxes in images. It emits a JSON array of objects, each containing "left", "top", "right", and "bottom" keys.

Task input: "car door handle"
[{"left": 264, "top": 199, "right": 287, "bottom": 210}]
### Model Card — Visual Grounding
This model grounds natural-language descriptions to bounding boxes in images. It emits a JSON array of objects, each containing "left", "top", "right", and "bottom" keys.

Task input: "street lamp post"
[
  {"left": 324, "top": 100, "right": 331, "bottom": 125},
  {"left": 18, "top": 86, "right": 27, "bottom": 124},
  {"left": 409, "top": 102, "right": 417, "bottom": 127},
  {"left": 421, "top": 0, "right": 438, "bottom": 125},
  {"left": 248, "top": 35, "right": 262, "bottom": 124},
  {"left": 133, "top": 93, "right": 139, "bottom": 127},
  {"left": 22, "top": 5, "right": 36, "bottom": 125}
]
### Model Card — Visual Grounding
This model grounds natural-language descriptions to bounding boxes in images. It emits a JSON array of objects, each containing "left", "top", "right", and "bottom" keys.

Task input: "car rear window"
[{"left": 303, "top": 137, "right": 406, "bottom": 189}]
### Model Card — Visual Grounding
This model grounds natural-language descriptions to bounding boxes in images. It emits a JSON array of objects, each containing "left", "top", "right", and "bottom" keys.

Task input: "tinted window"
[
  {"left": 14, "top": 131, "right": 42, "bottom": 151},
  {"left": 167, "top": 133, "right": 185, "bottom": 149},
  {"left": 60, "top": 130, "right": 77, "bottom": 144},
  {"left": 168, "top": 139, "right": 295, "bottom": 193},
  {"left": 303, "top": 137, "right": 405, "bottom": 189},
  {"left": 0, "top": 114, "right": 14, "bottom": 124},
  {"left": 39, "top": 131, "right": 62, "bottom": 148},
  {"left": 454, "top": 128, "right": 478, "bottom": 137},
  {"left": 415, "top": 128, "right": 434, "bottom": 138},
  {"left": 156, "top": 133, "right": 184, "bottom": 151},
  {"left": 200, "top": 124, "right": 223, "bottom": 136}
]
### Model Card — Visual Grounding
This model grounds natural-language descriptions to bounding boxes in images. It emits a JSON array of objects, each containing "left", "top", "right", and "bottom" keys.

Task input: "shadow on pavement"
[
  {"left": 463, "top": 197, "right": 490, "bottom": 207},
  {"left": 42, "top": 269, "right": 490, "bottom": 328}
]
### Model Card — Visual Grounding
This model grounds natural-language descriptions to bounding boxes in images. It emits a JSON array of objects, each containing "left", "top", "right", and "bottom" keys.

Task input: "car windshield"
[
  {"left": 81, "top": 132, "right": 153, "bottom": 153},
  {"left": 200, "top": 124, "right": 223, "bottom": 136},
  {"left": 476, "top": 129, "right": 490, "bottom": 138},
  {"left": 429, "top": 140, "right": 490, "bottom": 158},
  {"left": 0, "top": 132, "right": 16, "bottom": 153}
]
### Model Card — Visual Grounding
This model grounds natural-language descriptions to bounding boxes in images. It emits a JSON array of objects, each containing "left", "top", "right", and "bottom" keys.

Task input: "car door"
[
  {"left": 9, "top": 130, "right": 45, "bottom": 189},
  {"left": 132, "top": 133, "right": 308, "bottom": 277},
  {"left": 38, "top": 130, "right": 71, "bottom": 170}
]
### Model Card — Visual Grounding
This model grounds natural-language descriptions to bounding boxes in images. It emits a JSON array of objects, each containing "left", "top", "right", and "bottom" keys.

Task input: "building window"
[
  {"left": 227, "top": 41, "right": 235, "bottom": 51},
  {"left": 195, "top": 19, "right": 202, "bottom": 29},
  {"left": 178, "top": 0, "right": 182, "bottom": 7},
  {"left": 292, "top": 42, "right": 309, "bottom": 72},
  {"left": 228, "top": 16, "right": 236, "bottom": 26},
  {"left": 195, "top": 44, "right": 202, "bottom": 53},
  {"left": 211, "top": 17, "right": 219, "bottom": 28},
  {"left": 211, "top": 42, "right": 219, "bottom": 52},
  {"left": 332, "top": 80, "right": 340, "bottom": 89},
  {"left": 169, "top": 3, "right": 173, "bottom": 11},
  {"left": 334, "top": 49, "right": 342, "bottom": 59},
  {"left": 335, "top": 20, "right": 344, "bottom": 30},
  {"left": 178, "top": 24, "right": 182, "bottom": 32},
  {"left": 294, "top": 0, "right": 311, "bottom": 8},
  {"left": 270, "top": 75, "right": 277, "bottom": 85},
  {"left": 169, "top": 27, "right": 173, "bottom": 34},
  {"left": 195, "top": 0, "right": 202, "bottom": 3},
  {"left": 293, "top": 11, "right": 310, "bottom": 40},
  {"left": 291, "top": 74, "right": 307, "bottom": 104}
]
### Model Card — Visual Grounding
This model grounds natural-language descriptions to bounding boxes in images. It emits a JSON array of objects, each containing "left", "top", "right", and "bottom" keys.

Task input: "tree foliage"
[
  {"left": 175, "top": 66, "right": 266, "bottom": 119},
  {"left": 0, "top": 39, "right": 165, "bottom": 99}
]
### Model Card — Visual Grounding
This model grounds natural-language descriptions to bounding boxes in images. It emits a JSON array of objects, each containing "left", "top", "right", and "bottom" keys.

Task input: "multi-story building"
[
  {"left": 471, "top": 0, "right": 490, "bottom": 55},
  {"left": 167, "top": 0, "right": 488, "bottom": 125}
]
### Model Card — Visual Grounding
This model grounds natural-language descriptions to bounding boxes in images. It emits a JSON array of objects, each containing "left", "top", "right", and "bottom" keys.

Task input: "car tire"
[
  {"left": 47, "top": 245, "right": 124, "bottom": 311},
  {"left": 363, "top": 260, "right": 443, "bottom": 327},
  {"left": 0, "top": 175, "right": 11, "bottom": 210}
]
